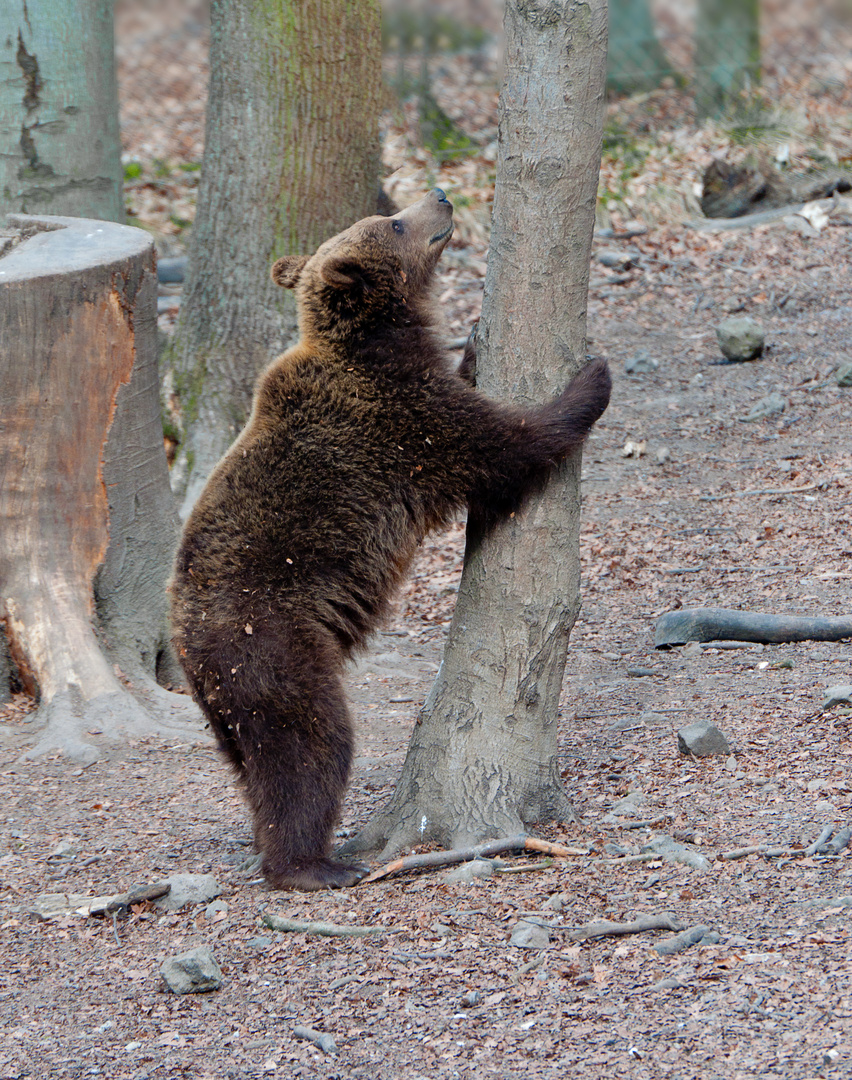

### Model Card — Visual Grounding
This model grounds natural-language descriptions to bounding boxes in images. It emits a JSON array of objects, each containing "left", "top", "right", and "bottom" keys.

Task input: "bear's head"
[{"left": 271, "top": 188, "right": 454, "bottom": 340}]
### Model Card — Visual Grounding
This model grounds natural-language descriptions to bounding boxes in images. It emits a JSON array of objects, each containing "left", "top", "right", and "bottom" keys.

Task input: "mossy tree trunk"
[
  {"left": 346, "top": 0, "right": 609, "bottom": 860},
  {"left": 0, "top": 0, "right": 124, "bottom": 222},
  {"left": 608, "top": 0, "right": 677, "bottom": 95},
  {"left": 695, "top": 0, "right": 760, "bottom": 118},
  {"left": 167, "top": 0, "right": 383, "bottom": 517},
  {"left": 0, "top": 215, "right": 201, "bottom": 765}
]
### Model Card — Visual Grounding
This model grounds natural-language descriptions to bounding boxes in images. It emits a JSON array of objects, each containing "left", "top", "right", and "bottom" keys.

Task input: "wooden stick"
[
  {"left": 293, "top": 1027, "right": 337, "bottom": 1055},
  {"left": 569, "top": 912, "right": 682, "bottom": 942},
  {"left": 699, "top": 483, "right": 819, "bottom": 502},
  {"left": 262, "top": 914, "right": 400, "bottom": 937},
  {"left": 359, "top": 835, "right": 588, "bottom": 885}
]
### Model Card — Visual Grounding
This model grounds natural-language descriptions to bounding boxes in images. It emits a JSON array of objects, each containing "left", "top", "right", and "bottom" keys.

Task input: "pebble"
[
  {"left": 641, "top": 835, "right": 712, "bottom": 873},
  {"left": 205, "top": 899, "right": 229, "bottom": 920},
  {"left": 716, "top": 315, "right": 765, "bottom": 361},
  {"left": 836, "top": 361, "right": 852, "bottom": 387},
  {"left": 823, "top": 684, "right": 852, "bottom": 710},
  {"left": 154, "top": 873, "right": 221, "bottom": 911},
  {"left": 160, "top": 945, "right": 223, "bottom": 994},
  {"left": 510, "top": 920, "right": 551, "bottom": 949},
  {"left": 678, "top": 719, "right": 731, "bottom": 757},
  {"left": 624, "top": 347, "right": 659, "bottom": 374},
  {"left": 444, "top": 859, "right": 495, "bottom": 883},
  {"left": 741, "top": 392, "right": 786, "bottom": 422}
]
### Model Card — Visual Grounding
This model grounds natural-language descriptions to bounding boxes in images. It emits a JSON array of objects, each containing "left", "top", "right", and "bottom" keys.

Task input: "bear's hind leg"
[{"left": 237, "top": 636, "right": 365, "bottom": 891}]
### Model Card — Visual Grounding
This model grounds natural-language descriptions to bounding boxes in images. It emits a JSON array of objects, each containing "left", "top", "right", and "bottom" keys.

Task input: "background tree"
[
  {"left": 347, "top": 0, "right": 609, "bottom": 859},
  {"left": 608, "top": 0, "right": 677, "bottom": 95},
  {"left": 695, "top": 0, "right": 760, "bottom": 118},
  {"left": 0, "top": 0, "right": 124, "bottom": 222},
  {"left": 166, "top": 0, "right": 384, "bottom": 517}
]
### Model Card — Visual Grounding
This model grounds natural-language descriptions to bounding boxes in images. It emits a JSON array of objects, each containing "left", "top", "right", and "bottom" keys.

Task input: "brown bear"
[{"left": 170, "top": 189, "right": 611, "bottom": 891}]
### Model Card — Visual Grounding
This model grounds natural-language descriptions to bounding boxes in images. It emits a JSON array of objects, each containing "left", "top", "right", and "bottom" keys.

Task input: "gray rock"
[
  {"left": 510, "top": 919, "right": 551, "bottom": 949},
  {"left": 154, "top": 873, "right": 221, "bottom": 911},
  {"left": 611, "top": 790, "right": 645, "bottom": 815},
  {"left": 444, "top": 858, "right": 495, "bottom": 883},
  {"left": 46, "top": 838, "right": 78, "bottom": 860},
  {"left": 716, "top": 316, "right": 765, "bottom": 361},
  {"left": 836, "top": 361, "right": 852, "bottom": 387},
  {"left": 823, "top": 684, "right": 852, "bottom": 710},
  {"left": 597, "top": 248, "right": 635, "bottom": 269},
  {"left": 678, "top": 719, "right": 731, "bottom": 757},
  {"left": 205, "top": 899, "right": 229, "bottom": 920},
  {"left": 641, "top": 836, "right": 712, "bottom": 873},
  {"left": 160, "top": 945, "right": 223, "bottom": 994},
  {"left": 625, "top": 348, "right": 659, "bottom": 375},
  {"left": 741, "top": 392, "right": 786, "bottom": 422}
]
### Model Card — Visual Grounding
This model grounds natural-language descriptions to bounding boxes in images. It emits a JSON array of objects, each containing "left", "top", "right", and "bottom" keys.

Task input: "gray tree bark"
[
  {"left": 166, "top": 0, "right": 383, "bottom": 518},
  {"left": 0, "top": 0, "right": 124, "bottom": 222},
  {"left": 345, "top": 0, "right": 609, "bottom": 859},
  {"left": 695, "top": 0, "right": 760, "bottom": 118},
  {"left": 0, "top": 215, "right": 201, "bottom": 765}
]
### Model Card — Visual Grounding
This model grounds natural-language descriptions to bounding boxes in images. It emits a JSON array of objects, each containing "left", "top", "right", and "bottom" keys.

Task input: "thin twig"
[{"left": 699, "top": 483, "right": 820, "bottom": 502}]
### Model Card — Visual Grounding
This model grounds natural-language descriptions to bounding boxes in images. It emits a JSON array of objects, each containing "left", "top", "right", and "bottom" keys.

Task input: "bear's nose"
[{"left": 434, "top": 188, "right": 450, "bottom": 205}]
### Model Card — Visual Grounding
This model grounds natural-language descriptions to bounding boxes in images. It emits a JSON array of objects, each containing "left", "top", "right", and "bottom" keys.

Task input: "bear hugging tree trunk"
[{"left": 170, "top": 189, "right": 611, "bottom": 891}]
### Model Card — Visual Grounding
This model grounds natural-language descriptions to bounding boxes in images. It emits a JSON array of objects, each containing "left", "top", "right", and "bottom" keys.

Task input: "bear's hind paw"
[{"left": 265, "top": 857, "right": 368, "bottom": 892}]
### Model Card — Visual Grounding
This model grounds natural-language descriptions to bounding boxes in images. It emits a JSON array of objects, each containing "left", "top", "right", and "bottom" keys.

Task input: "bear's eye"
[{"left": 392, "top": 220, "right": 404, "bottom": 234}]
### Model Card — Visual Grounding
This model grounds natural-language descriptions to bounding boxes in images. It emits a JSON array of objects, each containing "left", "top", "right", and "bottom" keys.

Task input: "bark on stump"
[{"left": 0, "top": 214, "right": 203, "bottom": 763}]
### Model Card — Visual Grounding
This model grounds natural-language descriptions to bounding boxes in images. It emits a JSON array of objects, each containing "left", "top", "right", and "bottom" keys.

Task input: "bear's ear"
[
  {"left": 319, "top": 254, "right": 365, "bottom": 292},
  {"left": 271, "top": 255, "right": 309, "bottom": 289}
]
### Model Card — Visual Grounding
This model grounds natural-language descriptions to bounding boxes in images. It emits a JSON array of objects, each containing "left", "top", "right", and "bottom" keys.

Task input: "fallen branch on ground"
[
  {"left": 655, "top": 607, "right": 852, "bottom": 647},
  {"left": 262, "top": 915, "right": 401, "bottom": 937},
  {"left": 359, "top": 835, "right": 588, "bottom": 885},
  {"left": 569, "top": 913, "right": 682, "bottom": 942},
  {"left": 294, "top": 1027, "right": 337, "bottom": 1055},
  {"left": 699, "top": 483, "right": 820, "bottom": 502}
]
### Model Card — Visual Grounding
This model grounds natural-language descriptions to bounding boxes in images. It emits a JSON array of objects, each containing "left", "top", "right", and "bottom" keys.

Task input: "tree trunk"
[
  {"left": 608, "top": 0, "right": 677, "bottom": 95},
  {"left": 0, "top": 0, "right": 124, "bottom": 222},
  {"left": 166, "top": 0, "right": 383, "bottom": 518},
  {"left": 0, "top": 214, "right": 201, "bottom": 765},
  {"left": 346, "top": 0, "right": 609, "bottom": 859},
  {"left": 695, "top": 0, "right": 760, "bottom": 118}
]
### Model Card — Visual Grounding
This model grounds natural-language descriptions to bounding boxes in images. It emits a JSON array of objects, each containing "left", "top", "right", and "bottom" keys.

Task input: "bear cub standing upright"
[{"left": 171, "top": 189, "right": 611, "bottom": 891}]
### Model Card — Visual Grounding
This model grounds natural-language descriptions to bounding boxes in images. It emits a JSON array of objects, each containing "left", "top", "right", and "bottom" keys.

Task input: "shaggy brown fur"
[{"left": 170, "top": 189, "right": 611, "bottom": 891}]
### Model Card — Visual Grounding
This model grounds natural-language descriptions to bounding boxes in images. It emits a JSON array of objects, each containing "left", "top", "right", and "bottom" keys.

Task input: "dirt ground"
[{"left": 2, "top": 4, "right": 852, "bottom": 1078}]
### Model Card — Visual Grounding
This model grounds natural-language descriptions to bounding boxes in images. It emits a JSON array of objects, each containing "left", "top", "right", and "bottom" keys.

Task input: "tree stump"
[{"left": 0, "top": 214, "right": 203, "bottom": 763}]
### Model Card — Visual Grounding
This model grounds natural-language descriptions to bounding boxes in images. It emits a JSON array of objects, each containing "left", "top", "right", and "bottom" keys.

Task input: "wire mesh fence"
[{"left": 115, "top": 0, "right": 852, "bottom": 171}]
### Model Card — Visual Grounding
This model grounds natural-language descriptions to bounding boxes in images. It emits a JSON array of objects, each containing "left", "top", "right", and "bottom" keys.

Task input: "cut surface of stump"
[{"left": 0, "top": 214, "right": 204, "bottom": 763}]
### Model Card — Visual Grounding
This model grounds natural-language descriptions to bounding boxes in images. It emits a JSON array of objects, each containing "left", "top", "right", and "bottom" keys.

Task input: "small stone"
[
  {"left": 836, "top": 362, "right": 852, "bottom": 387},
  {"left": 510, "top": 920, "right": 551, "bottom": 949},
  {"left": 597, "top": 248, "right": 634, "bottom": 269},
  {"left": 741, "top": 392, "right": 786, "bottom": 422},
  {"left": 654, "top": 446, "right": 671, "bottom": 465},
  {"left": 611, "top": 790, "right": 646, "bottom": 815},
  {"left": 624, "top": 348, "right": 658, "bottom": 375},
  {"left": 716, "top": 316, "right": 765, "bottom": 362},
  {"left": 46, "top": 838, "right": 78, "bottom": 861},
  {"left": 459, "top": 989, "right": 481, "bottom": 1008},
  {"left": 205, "top": 899, "right": 229, "bottom": 921},
  {"left": 626, "top": 666, "right": 657, "bottom": 677},
  {"left": 154, "top": 874, "right": 221, "bottom": 911},
  {"left": 678, "top": 720, "right": 731, "bottom": 757},
  {"left": 160, "top": 945, "right": 223, "bottom": 994},
  {"left": 807, "top": 778, "right": 828, "bottom": 792},
  {"left": 245, "top": 935, "right": 273, "bottom": 950},
  {"left": 543, "top": 892, "right": 567, "bottom": 912},
  {"left": 823, "top": 684, "right": 852, "bottom": 710},
  {"left": 444, "top": 859, "right": 495, "bottom": 883}
]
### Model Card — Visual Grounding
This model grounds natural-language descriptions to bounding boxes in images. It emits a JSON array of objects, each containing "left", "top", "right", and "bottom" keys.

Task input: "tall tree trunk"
[
  {"left": 166, "top": 0, "right": 383, "bottom": 518},
  {"left": 346, "top": 0, "right": 609, "bottom": 859},
  {"left": 695, "top": 0, "right": 760, "bottom": 118},
  {"left": 0, "top": 215, "right": 200, "bottom": 765},
  {"left": 0, "top": 0, "right": 124, "bottom": 222},
  {"left": 608, "top": 0, "right": 677, "bottom": 95}
]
